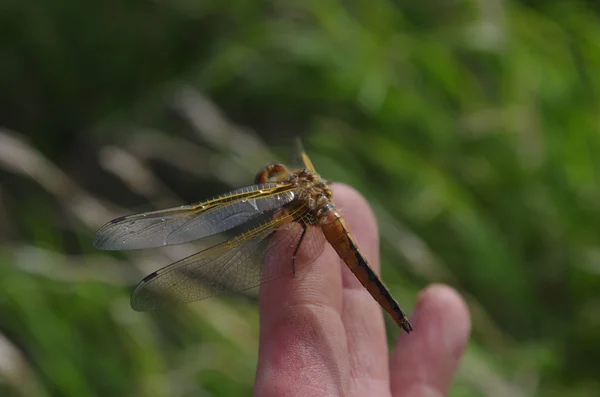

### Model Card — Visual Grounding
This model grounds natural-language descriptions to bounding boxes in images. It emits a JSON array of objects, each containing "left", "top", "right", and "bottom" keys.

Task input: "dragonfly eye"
[{"left": 255, "top": 163, "right": 292, "bottom": 183}]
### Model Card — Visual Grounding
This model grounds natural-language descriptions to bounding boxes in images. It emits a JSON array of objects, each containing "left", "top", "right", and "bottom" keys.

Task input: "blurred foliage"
[{"left": 1, "top": 0, "right": 600, "bottom": 396}]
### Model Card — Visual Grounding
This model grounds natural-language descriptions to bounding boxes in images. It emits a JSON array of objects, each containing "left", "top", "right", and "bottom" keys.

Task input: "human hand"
[{"left": 255, "top": 184, "right": 471, "bottom": 397}]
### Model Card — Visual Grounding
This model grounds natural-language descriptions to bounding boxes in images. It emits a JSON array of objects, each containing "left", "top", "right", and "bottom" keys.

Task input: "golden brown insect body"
[
  {"left": 256, "top": 164, "right": 413, "bottom": 333},
  {"left": 94, "top": 147, "right": 412, "bottom": 334}
]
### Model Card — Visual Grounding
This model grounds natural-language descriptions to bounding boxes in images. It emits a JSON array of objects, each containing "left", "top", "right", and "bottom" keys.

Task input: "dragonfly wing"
[
  {"left": 294, "top": 137, "right": 318, "bottom": 173},
  {"left": 130, "top": 211, "right": 326, "bottom": 311},
  {"left": 93, "top": 183, "right": 296, "bottom": 250}
]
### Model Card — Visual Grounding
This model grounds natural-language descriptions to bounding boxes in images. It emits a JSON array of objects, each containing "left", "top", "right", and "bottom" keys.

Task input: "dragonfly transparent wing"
[
  {"left": 93, "top": 183, "right": 296, "bottom": 251},
  {"left": 130, "top": 208, "right": 326, "bottom": 311},
  {"left": 294, "top": 137, "right": 318, "bottom": 173}
]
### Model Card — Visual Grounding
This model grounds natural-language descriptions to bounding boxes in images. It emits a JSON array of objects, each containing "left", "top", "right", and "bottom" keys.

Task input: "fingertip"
[
  {"left": 390, "top": 284, "right": 471, "bottom": 396},
  {"left": 413, "top": 283, "right": 471, "bottom": 359}
]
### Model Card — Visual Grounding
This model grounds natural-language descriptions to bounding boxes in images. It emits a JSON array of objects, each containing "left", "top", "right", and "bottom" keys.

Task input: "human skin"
[{"left": 255, "top": 184, "right": 471, "bottom": 397}]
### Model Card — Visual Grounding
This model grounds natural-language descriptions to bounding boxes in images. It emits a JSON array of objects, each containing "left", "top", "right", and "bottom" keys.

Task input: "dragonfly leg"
[{"left": 291, "top": 223, "right": 307, "bottom": 275}]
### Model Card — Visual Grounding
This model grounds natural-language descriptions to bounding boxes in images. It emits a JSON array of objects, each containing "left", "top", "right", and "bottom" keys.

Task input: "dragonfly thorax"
[
  {"left": 256, "top": 163, "right": 338, "bottom": 226},
  {"left": 283, "top": 168, "right": 334, "bottom": 226}
]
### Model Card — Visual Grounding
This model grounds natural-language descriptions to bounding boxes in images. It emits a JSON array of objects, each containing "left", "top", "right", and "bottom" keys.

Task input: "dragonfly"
[{"left": 93, "top": 144, "right": 413, "bottom": 333}]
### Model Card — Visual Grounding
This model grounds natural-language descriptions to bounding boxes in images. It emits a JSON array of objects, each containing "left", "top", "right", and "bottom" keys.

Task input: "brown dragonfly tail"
[
  {"left": 321, "top": 210, "right": 413, "bottom": 334},
  {"left": 346, "top": 241, "right": 413, "bottom": 333}
]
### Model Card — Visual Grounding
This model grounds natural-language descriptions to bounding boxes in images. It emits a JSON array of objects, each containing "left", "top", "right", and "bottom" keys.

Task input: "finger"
[
  {"left": 255, "top": 190, "right": 350, "bottom": 396},
  {"left": 390, "top": 284, "right": 471, "bottom": 397},
  {"left": 333, "top": 184, "right": 391, "bottom": 396}
]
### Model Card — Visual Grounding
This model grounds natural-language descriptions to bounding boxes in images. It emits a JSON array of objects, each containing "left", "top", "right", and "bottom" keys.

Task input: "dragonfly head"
[{"left": 255, "top": 163, "right": 293, "bottom": 184}]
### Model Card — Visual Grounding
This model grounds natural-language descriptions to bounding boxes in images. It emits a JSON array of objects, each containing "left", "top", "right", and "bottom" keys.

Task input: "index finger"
[{"left": 254, "top": 185, "right": 350, "bottom": 397}]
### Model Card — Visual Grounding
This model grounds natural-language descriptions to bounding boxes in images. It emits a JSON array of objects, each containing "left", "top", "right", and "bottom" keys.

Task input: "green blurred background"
[{"left": 1, "top": 0, "right": 600, "bottom": 396}]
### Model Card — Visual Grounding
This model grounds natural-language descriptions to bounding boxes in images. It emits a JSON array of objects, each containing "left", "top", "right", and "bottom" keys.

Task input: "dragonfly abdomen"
[{"left": 320, "top": 206, "right": 413, "bottom": 334}]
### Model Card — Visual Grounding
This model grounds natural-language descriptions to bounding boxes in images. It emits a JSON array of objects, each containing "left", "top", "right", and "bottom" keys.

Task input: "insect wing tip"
[
  {"left": 92, "top": 231, "right": 106, "bottom": 250},
  {"left": 129, "top": 271, "right": 163, "bottom": 312},
  {"left": 110, "top": 216, "right": 127, "bottom": 224}
]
